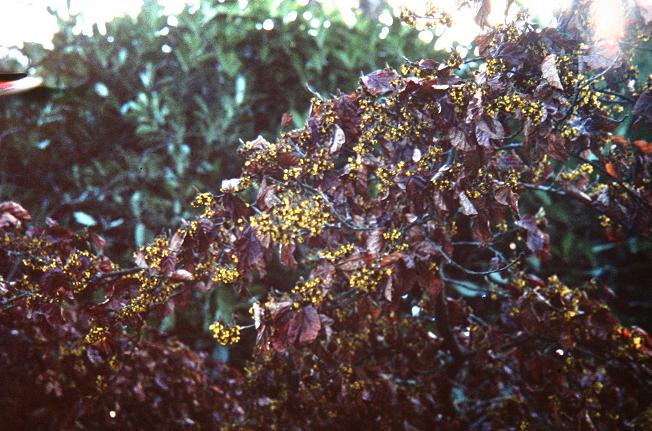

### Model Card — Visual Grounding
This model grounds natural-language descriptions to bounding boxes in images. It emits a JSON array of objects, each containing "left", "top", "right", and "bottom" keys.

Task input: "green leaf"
[
  {"left": 219, "top": 50, "right": 242, "bottom": 78},
  {"left": 73, "top": 211, "right": 97, "bottom": 226},
  {"left": 35, "top": 139, "right": 50, "bottom": 150},
  {"left": 159, "top": 313, "right": 176, "bottom": 332},
  {"left": 451, "top": 280, "right": 483, "bottom": 297},
  {"left": 134, "top": 222, "right": 146, "bottom": 247},
  {"left": 130, "top": 192, "right": 142, "bottom": 219},
  {"left": 235, "top": 74, "right": 246, "bottom": 105},
  {"left": 94, "top": 82, "right": 109, "bottom": 97},
  {"left": 561, "top": 234, "right": 574, "bottom": 260}
]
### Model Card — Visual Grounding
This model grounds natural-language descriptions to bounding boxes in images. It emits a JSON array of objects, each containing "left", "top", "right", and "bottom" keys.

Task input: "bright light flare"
[
  {"left": 0, "top": 0, "right": 195, "bottom": 49},
  {"left": 386, "top": 0, "right": 483, "bottom": 47},
  {"left": 521, "top": 0, "right": 569, "bottom": 25},
  {"left": 590, "top": 0, "right": 626, "bottom": 59},
  {"left": 387, "top": 0, "right": 630, "bottom": 57},
  {"left": 0, "top": 0, "right": 639, "bottom": 64},
  {"left": 263, "top": 18, "right": 275, "bottom": 30}
]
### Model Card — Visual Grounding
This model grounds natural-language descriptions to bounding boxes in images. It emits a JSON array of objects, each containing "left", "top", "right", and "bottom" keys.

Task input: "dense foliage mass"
[
  {"left": 2, "top": 1, "right": 652, "bottom": 429},
  {"left": 0, "top": 0, "right": 436, "bottom": 260}
]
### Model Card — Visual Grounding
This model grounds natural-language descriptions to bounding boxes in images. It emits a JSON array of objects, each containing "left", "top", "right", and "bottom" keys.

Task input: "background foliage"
[{"left": 0, "top": 0, "right": 438, "bottom": 260}]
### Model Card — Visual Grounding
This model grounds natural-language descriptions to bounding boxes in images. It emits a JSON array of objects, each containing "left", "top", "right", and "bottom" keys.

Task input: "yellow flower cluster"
[
  {"left": 291, "top": 277, "right": 323, "bottom": 306},
  {"left": 432, "top": 162, "right": 462, "bottom": 191},
  {"left": 96, "top": 375, "right": 108, "bottom": 392},
  {"left": 346, "top": 154, "right": 366, "bottom": 176},
  {"left": 611, "top": 103, "right": 624, "bottom": 114},
  {"left": 511, "top": 272, "right": 527, "bottom": 292},
  {"left": 127, "top": 291, "right": 155, "bottom": 314},
  {"left": 556, "top": 54, "right": 576, "bottom": 89},
  {"left": 372, "top": 145, "right": 438, "bottom": 192},
  {"left": 547, "top": 274, "right": 585, "bottom": 321},
  {"left": 19, "top": 276, "right": 39, "bottom": 302},
  {"left": 85, "top": 325, "right": 109, "bottom": 345},
  {"left": 350, "top": 380, "right": 365, "bottom": 391},
  {"left": 504, "top": 170, "right": 521, "bottom": 189},
  {"left": 4, "top": 233, "right": 45, "bottom": 255},
  {"left": 561, "top": 125, "right": 580, "bottom": 139},
  {"left": 282, "top": 166, "right": 302, "bottom": 181},
  {"left": 374, "top": 167, "right": 392, "bottom": 193},
  {"left": 447, "top": 220, "right": 458, "bottom": 236},
  {"left": 465, "top": 167, "right": 493, "bottom": 199},
  {"left": 315, "top": 99, "right": 337, "bottom": 134},
  {"left": 399, "top": 63, "right": 417, "bottom": 77},
  {"left": 134, "top": 236, "right": 171, "bottom": 270},
  {"left": 598, "top": 214, "right": 612, "bottom": 228},
  {"left": 319, "top": 243, "right": 355, "bottom": 263},
  {"left": 528, "top": 41, "right": 550, "bottom": 59},
  {"left": 383, "top": 228, "right": 401, "bottom": 242},
  {"left": 241, "top": 137, "right": 293, "bottom": 173},
  {"left": 307, "top": 148, "right": 334, "bottom": 177},
  {"left": 560, "top": 163, "right": 593, "bottom": 181},
  {"left": 449, "top": 83, "right": 478, "bottom": 113},
  {"left": 348, "top": 266, "right": 390, "bottom": 293},
  {"left": 532, "top": 154, "right": 550, "bottom": 183},
  {"left": 192, "top": 254, "right": 216, "bottom": 278},
  {"left": 352, "top": 115, "right": 372, "bottom": 152},
  {"left": 249, "top": 190, "right": 332, "bottom": 245},
  {"left": 398, "top": 60, "right": 444, "bottom": 79},
  {"left": 356, "top": 93, "right": 430, "bottom": 173},
  {"left": 63, "top": 250, "right": 94, "bottom": 293},
  {"left": 576, "top": 87, "right": 605, "bottom": 111},
  {"left": 486, "top": 57, "right": 507, "bottom": 77},
  {"left": 22, "top": 255, "right": 57, "bottom": 273},
  {"left": 398, "top": 63, "right": 428, "bottom": 78},
  {"left": 447, "top": 52, "right": 462, "bottom": 68},
  {"left": 209, "top": 321, "right": 241, "bottom": 345},
  {"left": 211, "top": 265, "right": 240, "bottom": 284},
  {"left": 419, "top": 145, "right": 445, "bottom": 169},
  {"left": 117, "top": 270, "right": 177, "bottom": 320},
  {"left": 494, "top": 23, "right": 520, "bottom": 42},
  {"left": 613, "top": 326, "right": 646, "bottom": 354},
  {"left": 465, "top": 189, "right": 481, "bottom": 200},
  {"left": 282, "top": 148, "right": 334, "bottom": 181},
  {"left": 192, "top": 192, "right": 215, "bottom": 217},
  {"left": 58, "top": 343, "right": 85, "bottom": 359},
  {"left": 555, "top": 52, "right": 607, "bottom": 116},
  {"left": 486, "top": 94, "right": 545, "bottom": 124},
  {"left": 21, "top": 247, "right": 100, "bottom": 295},
  {"left": 109, "top": 355, "right": 120, "bottom": 371},
  {"left": 192, "top": 192, "right": 213, "bottom": 208}
]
